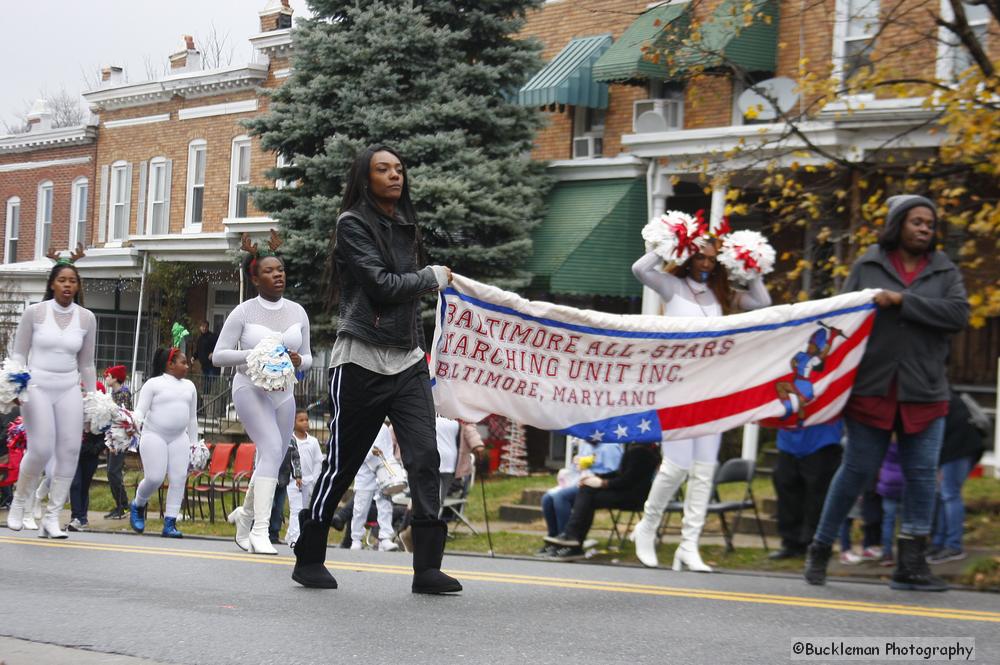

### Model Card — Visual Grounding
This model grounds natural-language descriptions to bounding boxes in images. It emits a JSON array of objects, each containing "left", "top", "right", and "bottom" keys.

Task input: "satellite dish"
[
  {"left": 737, "top": 77, "right": 799, "bottom": 121},
  {"left": 635, "top": 110, "right": 668, "bottom": 133}
]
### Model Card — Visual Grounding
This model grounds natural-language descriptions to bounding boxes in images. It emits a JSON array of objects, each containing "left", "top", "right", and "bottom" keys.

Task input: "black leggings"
[{"left": 309, "top": 360, "right": 441, "bottom": 525}]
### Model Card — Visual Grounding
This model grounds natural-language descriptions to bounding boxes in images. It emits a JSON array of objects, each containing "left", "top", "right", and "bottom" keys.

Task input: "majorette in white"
[
  {"left": 350, "top": 423, "right": 402, "bottom": 551},
  {"left": 630, "top": 210, "right": 772, "bottom": 572},
  {"left": 6, "top": 261, "right": 97, "bottom": 539}
]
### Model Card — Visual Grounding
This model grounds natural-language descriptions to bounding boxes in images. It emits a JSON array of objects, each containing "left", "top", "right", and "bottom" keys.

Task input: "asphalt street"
[{"left": 0, "top": 531, "right": 997, "bottom": 665}]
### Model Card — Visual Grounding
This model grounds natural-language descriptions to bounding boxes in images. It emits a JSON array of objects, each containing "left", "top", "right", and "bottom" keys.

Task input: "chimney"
[
  {"left": 26, "top": 99, "right": 53, "bottom": 133},
  {"left": 259, "top": 0, "right": 293, "bottom": 32},
  {"left": 100, "top": 65, "right": 125, "bottom": 87},
  {"left": 169, "top": 35, "right": 202, "bottom": 72}
]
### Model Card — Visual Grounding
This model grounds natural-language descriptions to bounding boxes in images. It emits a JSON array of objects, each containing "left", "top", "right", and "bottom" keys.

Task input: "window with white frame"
[
  {"left": 571, "top": 107, "right": 606, "bottom": 159},
  {"left": 109, "top": 161, "right": 130, "bottom": 241},
  {"left": 35, "top": 181, "right": 53, "bottom": 258},
  {"left": 942, "top": 2, "right": 991, "bottom": 80},
  {"left": 4, "top": 197, "right": 20, "bottom": 264},
  {"left": 836, "top": 0, "right": 880, "bottom": 84},
  {"left": 70, "top": 177, "right": 89, "bottom": 248},
  {"left": 147, "top": 157, "right": 170, "bottom": 235},
  {"left": 185, "top": 140, "right": 206, "bottom": 230},
  {"left": 275, "top": 152, "right": 291, "bottom": 190},
  {"left": 229, "top": 136, "right": 251, "bottom": 218}
]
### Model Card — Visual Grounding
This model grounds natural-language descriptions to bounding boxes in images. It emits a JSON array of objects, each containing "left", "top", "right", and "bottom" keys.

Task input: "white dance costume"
[
  {"left": 133, "top": 374, "right": 198, "bottom": 518},
  {"left": 350, "top": 424, "right": 397, "bottom": 545},
  {"left": 633, "top": 250, "right": 770, "bottom": 468},
  {"left": 630, "top": 250, "right": 770, "bottom": 570},
  {"left": 213, "top": 295, "right": 312, "bottom": 554},
  {"left": 285, "top": 431, "right": 323, "bottom": 546},
  {"left": 213, "top": 296, "right": 313, "bottom": 477},
  {"left": 7, "top": 300, "right": 97, "bottom": 536}
]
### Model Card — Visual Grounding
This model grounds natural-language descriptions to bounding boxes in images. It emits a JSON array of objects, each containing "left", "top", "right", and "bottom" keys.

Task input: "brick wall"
[{"left": 0, "top": 143, "right": 97, "bottom": 263}]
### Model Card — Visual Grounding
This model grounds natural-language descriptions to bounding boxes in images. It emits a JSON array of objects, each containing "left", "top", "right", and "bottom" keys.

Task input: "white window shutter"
[
  {"left": 123, "top": 162, "right": 133, "bottom": 240},
  {"left": 136, "top": 160, "right": 148, "bottom": 235},
  {"left": 97, "top": 165, "right": 109, "bottom": 244},
  {"left": 163, "top": 159, "right": 173, "bottom": 232}
]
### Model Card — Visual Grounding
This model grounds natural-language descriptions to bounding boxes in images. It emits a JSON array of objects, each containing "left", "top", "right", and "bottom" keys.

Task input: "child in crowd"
[
  {"left": 285, "top": 409, "right": 323, "bottom": 549},
  {"left": 838, "top": 489, "right": 883, "bottom": 564},
  {"left": 349, "top": 422, "right": 400, "bottom": 551},
  {"left": 876, "top": 440, "right": 904, "bottom": 567}
]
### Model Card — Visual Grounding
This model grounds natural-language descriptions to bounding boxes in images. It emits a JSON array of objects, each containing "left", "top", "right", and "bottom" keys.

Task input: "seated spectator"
[
  {"left": 929, "top": 391, "right": 988, "bottom": 564},
  {"left": 877, "top": 440, "right": 904, "bottom": 566},
  {"left": 544, "top": 442, "right": 660, "bottom": 561},
  {"left": 539, "top": 440, "right": 623, "bottom": 556},
  {"left": 769, "top": 420, "right": 843, "bottom": 560}
]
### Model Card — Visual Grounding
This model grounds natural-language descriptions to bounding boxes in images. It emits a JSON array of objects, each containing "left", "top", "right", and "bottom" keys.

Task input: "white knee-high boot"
[
  {"left": 38, "top": 476, "right": 72, "bottom": 539},
  {"left": 248, "top": 477, "right": 278, "bottom": 555},
  {"left": 22, "top": 486, "right": 39, "bottom": 530},
  {"left": 630, "top": 458, "right": 688, "bottom": 568},
  {"left": 673, "top": 461, "right": 716, "bottom": 572},
  {"left": 228, "top": 478, "right": 255, "bottom": 552},
  {"left": 33, "top": 476, "right": 50, "bottom": 521},
  {"left": 6, "top": 471, "right": 41, "bottom": 531}
]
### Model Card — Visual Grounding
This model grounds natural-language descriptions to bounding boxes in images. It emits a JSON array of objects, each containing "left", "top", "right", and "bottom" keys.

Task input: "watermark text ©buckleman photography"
[{"left": 790, "top": 637, "right": 975, "bottom": 661}]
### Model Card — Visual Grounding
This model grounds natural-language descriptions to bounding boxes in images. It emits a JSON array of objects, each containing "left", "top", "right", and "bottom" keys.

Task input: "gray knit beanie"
[{"left": 879, "top": 195, "right": 937, "bottom": 249}]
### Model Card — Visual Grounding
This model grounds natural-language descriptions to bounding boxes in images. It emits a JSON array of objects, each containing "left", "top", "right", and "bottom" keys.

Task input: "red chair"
[
  {"left": 216, "top": 443, "right": 256, "bottom": 513},
  {"left": 187, "top": 443, "right": 236, "bottom": 523}
]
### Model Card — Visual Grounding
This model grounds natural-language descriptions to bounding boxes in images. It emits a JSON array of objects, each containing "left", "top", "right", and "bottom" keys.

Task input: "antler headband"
[
  {"left": 46, "top": 243, "right": 86, "bottom": 266},
  {"left": 241, "top": 230, "right": 283, "bottom": 272}
]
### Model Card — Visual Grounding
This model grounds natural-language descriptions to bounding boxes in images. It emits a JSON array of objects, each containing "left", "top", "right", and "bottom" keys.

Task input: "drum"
[{"left": 367, "top": 447, "right": 408, "bottom": 496}]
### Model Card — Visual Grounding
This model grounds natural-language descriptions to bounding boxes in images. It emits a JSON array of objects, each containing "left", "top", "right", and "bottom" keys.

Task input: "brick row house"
[
  {"left": 0, "top": 0, "right": 295, "bottom": 378},
  {"left": 515, "top": 0, "right": 997, "bottom": 387}
]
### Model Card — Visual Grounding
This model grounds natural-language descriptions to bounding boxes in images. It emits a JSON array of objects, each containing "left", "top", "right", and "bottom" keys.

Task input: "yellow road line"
[{"left": 2, "top": 536, "right": 997, "bottom": 623}]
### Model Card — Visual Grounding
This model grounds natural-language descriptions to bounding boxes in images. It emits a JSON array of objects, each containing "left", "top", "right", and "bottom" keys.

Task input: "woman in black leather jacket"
[{"left": 292, "top": 145, "right": 460, "bottom": 594}]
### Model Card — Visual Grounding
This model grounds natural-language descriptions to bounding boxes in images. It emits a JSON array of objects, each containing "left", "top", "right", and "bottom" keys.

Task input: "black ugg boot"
[
  {"left": 890, "top": 534, "right": 948, "bottom": 592},
  {"left": 411, "top": 518, "right": 462, "bottom": 594},
  {"left": 804, "top": 541, "right": 833, "bottom": 586},
  {"left": 292, "top": 510, "right": 338, "bottom": 589}
]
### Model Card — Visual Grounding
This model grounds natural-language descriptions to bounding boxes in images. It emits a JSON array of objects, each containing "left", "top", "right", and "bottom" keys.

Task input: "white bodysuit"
[
  {"left": 133, "top": 374, "right": 199, "bottom": 517},
  {"left": 11, "top": 300, "right": 97, "bottom": 480},
  {"left": 350, "top": 424, "right": 397, "bottom": 544},
  {"left": 632, "top": 250, "right": 771, "bottom": 467},
  {"left": 212, "top": 297, "right": 313, "bottom": 477}
]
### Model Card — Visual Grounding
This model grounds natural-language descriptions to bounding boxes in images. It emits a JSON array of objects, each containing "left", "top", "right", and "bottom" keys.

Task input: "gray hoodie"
[{"left": 843, "top": 245, "right": 968, "bottom": 403}]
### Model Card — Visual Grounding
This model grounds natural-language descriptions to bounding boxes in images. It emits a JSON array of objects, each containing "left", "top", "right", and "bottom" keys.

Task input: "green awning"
[
  {"left": 680, "top": 0, "right": 779, "bottom": 72},
  {"left": 592, "top": 4, "right": 690, "bottom": 82},
  {"left": 517, "top": 35, "right": 612, "bottom": 109},
  {"left": 528, "top": 178, "right": 648, "bottom": 298},
  {"left": 592, "top": 0, "right": 778, "bottom": 83}
]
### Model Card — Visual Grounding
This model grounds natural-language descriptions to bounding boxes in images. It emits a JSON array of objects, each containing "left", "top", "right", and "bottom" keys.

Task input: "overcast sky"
[{"left": 2, "top": 0, "right": 311, "bottom": 129}]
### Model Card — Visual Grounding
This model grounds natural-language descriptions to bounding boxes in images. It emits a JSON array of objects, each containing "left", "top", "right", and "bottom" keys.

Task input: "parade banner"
[{"left": 430, "top": 275, "right": 878, "bottom": 443}]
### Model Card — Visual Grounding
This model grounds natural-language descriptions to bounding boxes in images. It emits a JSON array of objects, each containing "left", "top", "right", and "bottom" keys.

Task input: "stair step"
[
  {"left": 519, "top": 489, "right": 548, "bottom": 505},
  {"left": 729, "top": 515, "right": 779, "bottom": 537},
  {"left": 761, "top": 497, "right": 778, "bottom": 515},
  {"left": 498, "top": 504, "right": 544, "bottom": 523}
]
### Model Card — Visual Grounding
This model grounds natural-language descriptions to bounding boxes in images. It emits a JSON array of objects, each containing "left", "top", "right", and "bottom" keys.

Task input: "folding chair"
[
  {"left": 187, "top": 442, "right": 236, "bottom": 523},
  {"left": 706, "top": 458, "right": 769, "bottom": 552},
  {"left": 441, "top": 453, "right": 479, "bottom": 536},
  {"left": 606, "top": 506, "right": 643, "bottom": 549},
  {"left": 219, "top": 442, "right": 256, "bottom": 514}
]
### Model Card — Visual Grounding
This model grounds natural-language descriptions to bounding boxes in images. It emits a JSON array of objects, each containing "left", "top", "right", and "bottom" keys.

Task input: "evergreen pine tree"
[{"left": 247, "top": 0, "right": 550, "bottom": 338}]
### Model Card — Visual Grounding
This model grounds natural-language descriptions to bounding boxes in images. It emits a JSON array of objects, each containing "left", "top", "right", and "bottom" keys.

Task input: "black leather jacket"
[{"left": 334, "top": 203, "right": 438, "bottom": 350}]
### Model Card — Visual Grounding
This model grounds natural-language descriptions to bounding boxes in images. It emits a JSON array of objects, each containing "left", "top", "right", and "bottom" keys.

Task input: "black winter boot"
[
  {"left": 804, "top": 541, "right": 833, "bottom": 586},
  {"left": 890, "top": 535, "right": 948, "bottom": 592},
  {"left": 292, "top": 510, "right": 338, "bottom": 589},
  {"left": 411, "top": 518, "right": 462, "bottom": 594}
]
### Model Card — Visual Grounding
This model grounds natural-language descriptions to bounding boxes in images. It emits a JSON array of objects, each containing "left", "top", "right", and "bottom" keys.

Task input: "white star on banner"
[
  {"left": 614, "top": 424, "right": 629, "bottom": 439},
  {"left": 589, "top": 430, "right": 605, "bottom": 443},
  {"left": 638, "top": 419, "right": 652, "bottom": 433}
]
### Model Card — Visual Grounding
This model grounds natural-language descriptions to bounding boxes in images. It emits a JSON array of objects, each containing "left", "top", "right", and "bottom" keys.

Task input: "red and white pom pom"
[
  {"left": 719, "top": 230, "right": 776, "bottom": 281},
  {"left": 105, "top": 408, "right": 141, "bottom": 454},
  {"left": 641, "top": 210, "right": 706, "bottom": 263},
  {"left": 189, "top": 439, "right": 210, "bottom": 472}
]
